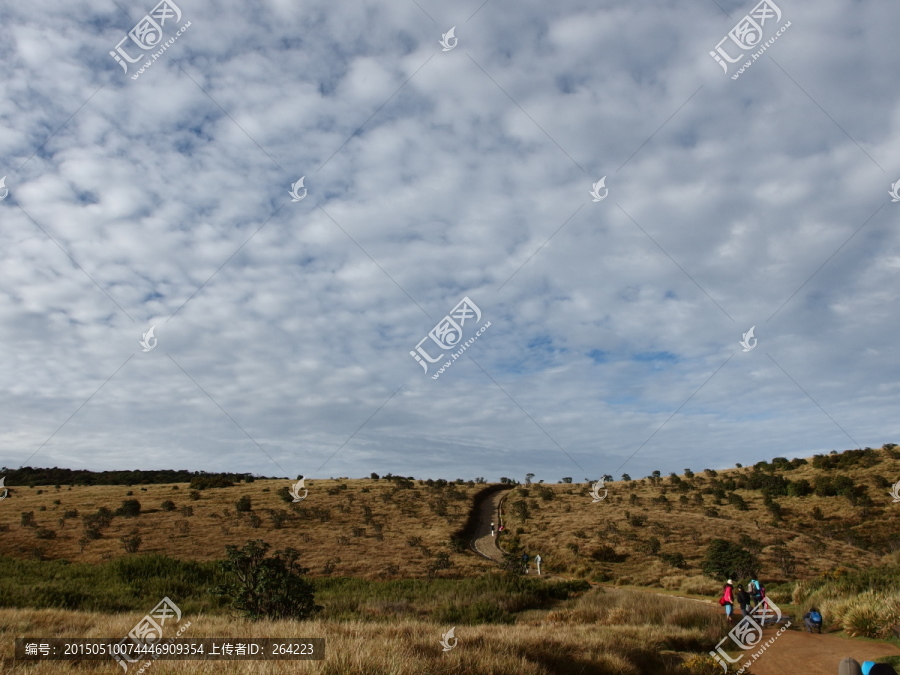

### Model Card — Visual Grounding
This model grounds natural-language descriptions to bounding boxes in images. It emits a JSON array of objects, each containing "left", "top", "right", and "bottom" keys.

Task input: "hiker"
[
  {"left": 758, "top": 584, "right": 772, "bottom": 626},
  {"left": 490, "top": 521, "right": 495, "bottom": 537},
  {"left": 719, "top": 579, "right": 735, "bottom": 623},
  {"left": 736, "top": 584, "right": 752, "bottom": 618},
  {"left": 864, "top": 664, "right": 899, "bottom": 675},
  {"left": 535, "top": 553, "right": 542, "bottom": 575},
  {"left": 803, "top": 607, "right": 823, "bottom": 633},
  {"left": 839, "top": 658, "right": 863, "bottom": 675},
  {"left": 522, "top": 552, "right": 529, "bottom": 574},
  {"left": 748, "top": 578, "right": 762, "bottom": 606}
]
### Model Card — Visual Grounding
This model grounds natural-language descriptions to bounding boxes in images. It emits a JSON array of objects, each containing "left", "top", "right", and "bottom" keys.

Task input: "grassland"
[
  {"left": 2, "top": 445, "right": 900, "bottom": 673},
  {"left": 0, "top": 586, "right": 725, "bottom": 674}
]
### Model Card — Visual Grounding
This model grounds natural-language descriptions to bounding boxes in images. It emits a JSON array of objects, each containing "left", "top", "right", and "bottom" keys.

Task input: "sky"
[{"left": 0, "top": 0, "right": 898, "bottom": 484}]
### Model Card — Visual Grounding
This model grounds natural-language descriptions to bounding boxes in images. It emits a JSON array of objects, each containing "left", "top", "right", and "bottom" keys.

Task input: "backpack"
[{"left": 809, "top": 611, "right": 822, "bottom": 623}]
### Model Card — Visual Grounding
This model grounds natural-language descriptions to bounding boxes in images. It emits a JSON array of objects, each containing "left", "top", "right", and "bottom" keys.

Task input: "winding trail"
[
  {"left": 470, "top": 489, "right": 508, "bottom": 562},
  {"left": 466, "top": 488, "right": 900, "bottom": 672}
]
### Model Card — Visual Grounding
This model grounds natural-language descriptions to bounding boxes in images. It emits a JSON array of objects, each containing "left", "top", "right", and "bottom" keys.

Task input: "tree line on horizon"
[{"left": 0, "top": 467, "right": 280, "bottom": 487}]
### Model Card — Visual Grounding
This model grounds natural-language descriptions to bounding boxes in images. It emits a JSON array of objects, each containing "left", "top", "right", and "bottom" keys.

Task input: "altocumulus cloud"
[{"left": 0, "top": 0, "right": 898, "bottom": 482}]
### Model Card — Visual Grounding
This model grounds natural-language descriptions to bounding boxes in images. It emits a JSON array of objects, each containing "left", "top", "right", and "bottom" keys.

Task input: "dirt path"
[
  {"left": 732, "top": 628, "right": 900, "bottom": 675},
  {"left": 640, "top": 588, "right": 900, "bottom": 674},
  {"left": 466, "top": 492, "right": 900, "bottom": 672},
  {"left": 470, "top": 490, "right": 507, "bottom": 562}
]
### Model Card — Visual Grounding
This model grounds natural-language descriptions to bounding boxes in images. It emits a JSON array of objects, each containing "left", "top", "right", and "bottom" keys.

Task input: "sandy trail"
[
  {"left": 732, "top": 628, "right": 900, "bottom": 675},
  {"left": 470, "top": 490, "right": 507, "bottom": 562}
]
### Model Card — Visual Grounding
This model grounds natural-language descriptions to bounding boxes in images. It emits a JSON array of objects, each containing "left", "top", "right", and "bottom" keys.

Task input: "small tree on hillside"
[
  {"left": 216, "top": 540, "right": 322, "bottom": 620},
  {"left": 702, "top": 539, "right": 758, "bottom": 580},
  {"left": 116, "top": 499, "right": 141, "bottom": 517}
]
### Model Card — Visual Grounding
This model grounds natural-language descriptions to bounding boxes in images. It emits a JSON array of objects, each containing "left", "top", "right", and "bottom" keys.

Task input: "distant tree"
[
  {"left": 35, "top": 527, "right": 57, "bottom": 540},
  {"left": 735, "top": 463, "right": 743, "bottom": 468},
  {"left": 525, "top": 473, "right": 535, "bottom": 485},
  {"left": 660, "top": 552, "right": 686, "bottom": 568},
  {"left": 216, "top": 540, "right": 322, "bottom": 620},
  {"left": 621, "top": 474, "right": 632, "bottom": 482},
  {"left": 561, "top": 477, "right": 572, "bottom": 484},
  {"left": 120, "top": 529, "right": 142, "bottom": 554},
  {"left": 684, "top": 469, "right": 694, "bottom": 478},
  {"left": 115, "top": 499, "right": 141, "bottom": 518},
  {"left": 602, "top": 474, "right": 613, "bottom": 482},
  {"left": 641, "top": 536, "right": 661, "bottom": 555},
  {"left": 370, "top": 472, "right": 379, "bottom": 480},
  {"left": 771, "top": 545, "right": 796, "bottom": 576},
  {"left": 701, "top": 539, "right": 757, "bottom": 580}
]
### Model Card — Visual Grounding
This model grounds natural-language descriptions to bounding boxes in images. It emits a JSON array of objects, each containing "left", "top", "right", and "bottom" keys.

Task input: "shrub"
[
  {"left": 628, "top": 514, "right": 647, "bottom": 527},
  {"left": 63, "top": 509, "right": 79, "bottom": 519},
  {"left": 190, "top": 475, "right": 235, "bottom": 490},
  {"left": 20, "top": 512, "right": 36, "bottom": 528},
  {"left": 771, "top": 544, "right": 796, "bottom": 576},
  {"left": 641, "top": 537, "right": 661, "bottom": 555},
  {"left": 120, "top": 530, "right": 142, "bottom": 553},
  {"left": 701, "top": 539, "right": 758, "bottom": 580},
  {"left": 115, "top": 500, "right": 141, "bottom": 518},
  {"left": 787, "top": 479, "right": 812, "bottom": 497},
  {"left": 661, "top": 552, "right": 686, "bottom": 568},
  {"left": 216, "top": 540, "right": 322, "bottom": 620},
  {"left": 235, "top": 496, "right": 252, "bottom": 513},
  {"left": 160, "top": 500, "right": 176, "bottom": 512},
  {"left": 35, "top": 528, "right": 57, "bottom": 540},
  {"left": 591, "top": 545, "right": 626, "bottom": 563},
  {"left": 180, "top": 505, "right": 194, "bottom": 517},
  {"left": 248, "top": 513, "right": 262, "bottom": 529},
  {"left": 189, "top": 490, "right": 201, "bottom": 501}
]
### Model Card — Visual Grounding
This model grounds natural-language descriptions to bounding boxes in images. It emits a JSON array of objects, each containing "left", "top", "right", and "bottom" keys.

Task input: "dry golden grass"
[
  {"left": 0, "top": 479, "right": 493, "bottom": 578},
  {"left": 499, "top": 447, "right": 900, "bottom": 588},
  {"left": 3, "top": 445, "right": 900, "bottom": 589},
  {"left": 0, "top": 587, "right": 721, "bottom": 674}
]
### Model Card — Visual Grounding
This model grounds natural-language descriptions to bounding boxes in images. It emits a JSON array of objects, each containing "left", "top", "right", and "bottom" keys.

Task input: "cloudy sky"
[{"left": 0, "top": 0, "right": 898, "bottom": 484}]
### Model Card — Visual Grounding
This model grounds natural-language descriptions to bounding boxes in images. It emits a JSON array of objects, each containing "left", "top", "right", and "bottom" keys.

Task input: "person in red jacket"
[{"left": 720, "top": 579, "right": 735, "bottom": 623}]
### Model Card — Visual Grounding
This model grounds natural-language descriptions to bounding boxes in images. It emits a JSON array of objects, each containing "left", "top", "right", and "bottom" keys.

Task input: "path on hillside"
[
  {"left": 470, "top": 490, "right": 508, "bottom": 562},
  {"left": 632, "top": 588, "right": 900, "bottom": 674}
]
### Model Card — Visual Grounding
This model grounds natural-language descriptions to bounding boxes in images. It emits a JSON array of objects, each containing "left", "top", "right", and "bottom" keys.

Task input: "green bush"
[
  {"left": 216, "top": 540, "right": 322, "bottom": 621},
  {"left": 115, "top": 500, "right": 141, "bottom": 518},
  {"left": 235, "top": 496, "right": 252, "bottom": 513},
  {"left": 660, "top": 552, "right": 686, "bottom": 568},
  {"left": 701, "top": 539, "right": 757, "bottom": 580}
]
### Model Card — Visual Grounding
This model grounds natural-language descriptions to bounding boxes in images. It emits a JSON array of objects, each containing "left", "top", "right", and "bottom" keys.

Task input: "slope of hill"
[
  {"left": 0, "top": 476, "right": 493, "bottom": 578},
  {"left": 500, "top": 444, "right": 900, "bottom": 594},
  {"left": 1, "top": 444, "right": 898, "bottom": 589}
]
